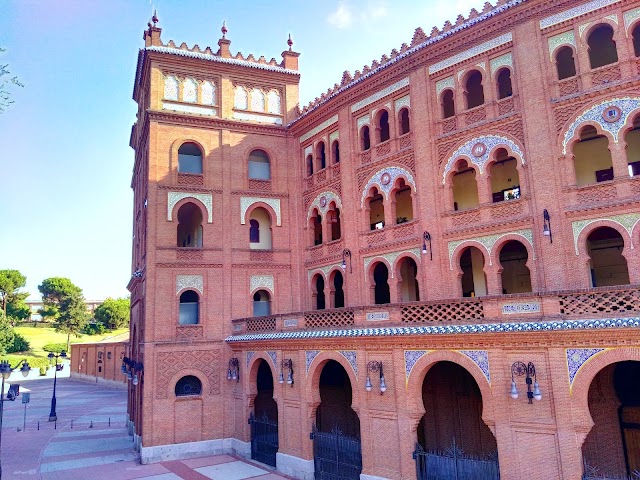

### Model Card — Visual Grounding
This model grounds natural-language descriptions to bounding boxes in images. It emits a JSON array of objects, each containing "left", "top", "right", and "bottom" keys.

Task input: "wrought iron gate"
[
  {"left": 311, "top": 426, "right": 362, "bottom": 480},
  {"left": 413, "top": 439, "right": 500, "bottom": 480},
  {"left": 249, "top": 412, "right": 278, "bottom": 467}
]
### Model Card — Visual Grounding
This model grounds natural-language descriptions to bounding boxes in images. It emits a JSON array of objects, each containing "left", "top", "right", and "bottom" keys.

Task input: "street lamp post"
[
  {"left": 0, "top": 359, "right": 31, "bottom": 480},
  {"left": 48, "top": 351, "right": 67, "bottom": 421}
]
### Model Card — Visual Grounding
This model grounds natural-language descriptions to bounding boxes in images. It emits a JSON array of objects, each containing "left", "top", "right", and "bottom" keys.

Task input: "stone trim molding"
[
  {"left": 250, "top": 275, "right": 274, "bottom": 293},
  {"left": 240, "top": 197, "right": 282, "bottom": 226},
  {"left": 571, "top": 213, "right": 640, "bottom": 254},
  {"left": 442, "top": 135, "right": 525, "bottom": 184},
  {"left": 548, "top": 31, "right": 576, "bottom": 60},
  {"left": 162, "top": 102, "right": 218, "bottom": 116},
  {"left": 624, "top": 7, "right": 640, "bottom": 33},
  {"left": 232, "top": 111, "right": 282, "bottom": 125},
  {"left": 363, "top": 248, "right": 421, "bottom": 277},
  {"left": 429, "top": 33, "right": 512, "bottom": 75},
  {"left": 176, "top": 274, "right": 203, "bottom": 295},
  {"left": 361, "top": 166, "right": 416, "bottom": 207},
  {"left": 540, "top": 0, "right": 621, "bottom": 29},
  {"left": 339, "top": 350, "right": 358, "bottom": 376},
  {"left": 308, "top": 263, "right": 342, "bottom": 282},
  {"left": 447, "top": 229, "right": 533, "bottom": 269},
  {"left": 459, "top": 350, "right": 491, "bottom": 384},
  {"left": 299, "top": 114, "right": 338, "bottom": 143},
  {"left": 490, "top": 53, "right": 513, "bottom": 76},
  {"left": 307, "top": 191, "right": 343, "bottom": 221},
  {"left": 435, "top": 77, "right": 455, "bottom": 96},
  {"left": 168, "top": 191, "right": 213, "bottom": 223},
  {"left": 350, "top": 78, "right": 410, "bottom": 113},
  {"left": 566, "top": 348, "right": 608, "bottom": 391},
  {"left": 562, "top": 97, "right": 640, "bottom": 154}
]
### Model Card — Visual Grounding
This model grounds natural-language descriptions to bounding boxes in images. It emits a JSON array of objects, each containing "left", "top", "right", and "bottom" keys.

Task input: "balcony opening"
[
  {"left": 398, "top": 257, "right": 419, "bottom": 302},
  {"left": 367, "top": 187, "right": 385, "bottom": 230},
  {"left": 314, "top": 275, "right": 326, "bottom": 310},
  {"left": 329, "top": 202, "right": 341, "bottom": 241},
  {"left": 254, "top": 359, "right": 277, "bottom": 422},
  {"left": 373, "top": 262, "right": 390, "bottom": 305},
  {"left": 460, "top": 246, "right": 487, "bottom": 297},
  {"left": 452, "top": 160, "right": 479, "bottom": 211},
  {"left": 465, "top": 70, "right": 485, "bottom": 110},
  {"left": 177, "top": 202, "right": 203, "bottom": 248},
  {"left": 179, "top": 290, "right": 199, "bottom": 325},
  {"left": 253, "top": 290, "right": 271, "bottom": 316},
  {"left": 311, "top": 209, "right": 323, "bottom": 245},
  {"left": 178, "top": 142, "right": 203, "bottom": 174},
  {"left": 249, "top": 207, "right": 272, "bottom": 250},
  {"left": 499, "top": 241, "right": 532, "bottom": 294},
  {"left": 393, "top": 179, "right": 413, "bottom": 223},
  {"left": 332, "top": 270, "right": 345, "bottom": 308},
  {"left": 317, "top": 141, "right": 326, "bottom": 170},
  {"left": 556, "top": 46, "right": 577, "bottom": 80},
  {"left": 634, "top": 24, "right": 640, "bottom": 57},
  {"left": 399, "top": 108, "right": 410, "bottom": 135},
  {"left": 490, "top": 149, "right": 520, "bottom": 203},
  {"left": 625, "top": 115, "right": 640, "bottom": 177},
  {"left": 306, "top": 154, "right": 314, "bottom": 177},
  {"left": 573, "top": 126, "right": 613, "bottom": 187},
  {"left": 332, "top": 140, "right": 340, "bottom": 164},
  {"left": 361, "top": 126, "right": 371, "bottom": 151},
  {"left": 587, "top": 227, "right": 629, "bottom": 287},
  {"left": 377, "top": 110, "right": 390, "bottom": 143},
  {"left": 588, "top": 24, "right": 618, "bottom": 69},
  {"left": 442, "top": 90, "right": 455, "bottom": 119},
  {"left": 496, "top": 68, "right": 513, "bottom": 99}
]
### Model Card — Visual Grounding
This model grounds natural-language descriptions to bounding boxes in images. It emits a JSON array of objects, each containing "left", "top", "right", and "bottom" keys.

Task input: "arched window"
[
  {"left": 398, "top": 257, "right": 419, "bottom": 302},
  {"left": 490, "top": 149, "right": 520, "bottom": 202},
  {"left": 587, "top": 227, "right": 629, "bottom": 287},
  {"left": 465, "top": 71, "right": 485, "bottom": 109},
  {"left": 179, "top": 290, "right": 199, "bottom": 325},
  {"left": 496, "top": 68, "right": 513, "bottom": 99},
  {"left": 373, "top": 262, "right": 390, "bottom": 304},
  {"left": 588, "top": 25, "right": 618, "bottom": 69},
  {"left": 393, "top": 179, "right": 413, "bottom": 223},
  {"left": 164, "top": 75, "right": 178, "bottom": 100},
  {"left": 332, "top": 271, "right": 345, "bottom": 308},
  {"left": 249, "top": 207, "right": 272, "bottom": 250},
  {"left": 573, "top": 126, "right": 613, "bottom": 186},
  {"left": 499, "top": 241, "right": 531, "bottom": 294},
  {"left": 306, "top": 154, "right": 314, "bottom": 177},
  {"left": 399, "top": 108, "right": 410, "bottom": 135},
  {"left": 201, "top": 81, "right": 215, "bottom": 105},
  {"left": 361, "top": 126, "right": 371, "bottom": 151},
  {"left": 367, "top": 187, "right": 385, "bottom": 230},
  {"left": 556, "top": 46, "right": 577, "bottom": 80},
  {"left": 175, "top": 375, "right": 202, "bottom": 396},
  {"left": 311, "top": 210, "right": 323, "bottom": 246},
  {"left": 251, "top": 88, "right": 265, "bottom": 112},
  {"left": 332, "top": 140, "right": 340, "bottom": 164},
  {"left": 248, "top": 149, "right": 271, "bottom": 180},
  {"left": 253, "top": 290, "right": 271, "bottom": 316},
  {"left": 315, "top": 275, "right": 325, "bottom": 310},
  {"left": 317, "top": 142, "right": 326, "bottom": 170},
  {"left": 451, "top": 160, "right": 479, "bottom": 210},
  {"left": 329, "top": 203, "right": 341, "bottom": 241},
  {"left": 234, "top": 86, "right": 248, "bottom": 110},
  {"left": 377, "top": 110, "right": 390, "bottom": 143},
  {"left": 442, "top": 90, "right": 455, "bottom": 119},
  {"left": 177, "top": 202, "right": 203, "bottom": 248},
  {"left": 625, "top": 115, "right": 640, "bottom": 177},
  {"left": 634, "top": 24, "right": 640, "bottom": 57},
  {"left": 178, "top": 143, "right": 203, "bottom": 174},
  {"left": 460, "top": 246, "right": 487, "bottom": 297},
  {"left": 183, "top": 78, "right": 198, "bottom": 103}
]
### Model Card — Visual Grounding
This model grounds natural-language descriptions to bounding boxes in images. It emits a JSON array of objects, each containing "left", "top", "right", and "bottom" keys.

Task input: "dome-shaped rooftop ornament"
[
  {"left": 221, "top": 21, "right": 228, "bottom": 39},
  {"left": 287, "top": 34, "right": 293, "bottom": 51},
  {"left": 152, "top": 10, "right": 159, "bottom": 27}
]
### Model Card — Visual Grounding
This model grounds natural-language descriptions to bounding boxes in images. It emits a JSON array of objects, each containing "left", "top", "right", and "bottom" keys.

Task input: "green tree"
[
  {"left": 94, "top": 297, "right": 130, "bottom": 330},
  {"left": 7, "top": 293, "right": 30, "bottom": 325},
  {"left": 0, "top": 312, "right": 15, "bottom": 355},
  {"left": 38, "top": 277, "right": 88, "bottom": 352},
  {"left": 0, "top": 47, "right": 24, "bottom": 113},
  {"left": 0, "top": 269, "right": 27, "bottom": 317}
]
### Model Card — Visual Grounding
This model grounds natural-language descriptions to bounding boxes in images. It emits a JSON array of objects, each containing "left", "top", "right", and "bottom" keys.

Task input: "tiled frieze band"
[
  {"left": 306, "top": 350, "right": 320, "bottom": 374},
  {"left": 571, "top": 214, "right": 640, "bottom": 254},
  {"left": 350, "top": 78, "right": 410, "bottom": 113},
  {"left": 540, "top": 0, "right": 621, "bottom": 29},
  {"left": 429, "top": 33, "right": 512, "bottom": 75},
  {"left": 299, "top": 115, "right": 339, "bottom": 143}
]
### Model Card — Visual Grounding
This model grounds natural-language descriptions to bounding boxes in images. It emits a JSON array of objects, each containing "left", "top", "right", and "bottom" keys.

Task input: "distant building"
[{"left": 26, "top": 299, "right": 104, "bottom": 322}]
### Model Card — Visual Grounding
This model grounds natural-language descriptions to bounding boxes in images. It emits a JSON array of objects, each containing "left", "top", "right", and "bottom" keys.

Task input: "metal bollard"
[
  {"left": 54, "top": 418, "right": 57, "bottom": 430},
  {"left": 71, "top": 420, "right": 73, "bottom": 429},
  {"left": 89, "top": 421, "right": 93, "bottom": 429},
  {"left": 37, "top": 421, "right": 40, "bottom": 431},
  {"left": 108, "top": 417, "right": 111, "bottom": 427}
]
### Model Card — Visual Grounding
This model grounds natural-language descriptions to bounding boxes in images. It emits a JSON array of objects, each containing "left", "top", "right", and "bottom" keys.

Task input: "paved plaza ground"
[{"left": 1, "top": 378, "right": 289, "bottom": 480}]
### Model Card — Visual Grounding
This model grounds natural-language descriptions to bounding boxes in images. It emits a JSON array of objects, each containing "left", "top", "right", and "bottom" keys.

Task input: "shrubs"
[
  {"left": 43, "top": 343, "right": 67, "bottom": 354},
  {"left": 84, "top": 322, "right": 106, "bottom": 335},
  {"left": 7, "top": 333, "right": 30, "bottom": 353}
]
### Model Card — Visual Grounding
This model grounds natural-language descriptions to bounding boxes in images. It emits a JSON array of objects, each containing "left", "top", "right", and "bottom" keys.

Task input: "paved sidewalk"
[{"left": 0, "top": 378, "right": 290, "bottom": 480}]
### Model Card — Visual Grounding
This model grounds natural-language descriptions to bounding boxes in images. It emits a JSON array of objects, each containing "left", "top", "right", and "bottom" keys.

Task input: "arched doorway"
[
  {"left": 313, "top": 360, "right": 362, "bottom": 479},
  {"left": 587, "top": 227, "right": 630, "bottom": 287},
  {"left": 499, "top": 240, "right": 532, "bottom": 294},
  {"left": 250, "top": 359, "right": 278, "bottom": 467},
  {"left": 582, "top": 361, "right": 640, "bottom": 478},
  {"left": 460, "top": 246, "right": 487, "bottom": 297},
  {"left": 414, "top": 362, "right": 499, "bottom": 479},
  {"left": 398, "top": 257, "right": 419, "bottom": 302},
  {"left": 176, "top": 202, "right": 203, "bottom": 248},
  {"left": 373, "top": 262, "right": 391, "bottom": 304}
]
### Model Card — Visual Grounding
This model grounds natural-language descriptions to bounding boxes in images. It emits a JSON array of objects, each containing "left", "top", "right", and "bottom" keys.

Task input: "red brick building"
[{"left": 126, "top": 2, "right": 640, "bottom": 479}]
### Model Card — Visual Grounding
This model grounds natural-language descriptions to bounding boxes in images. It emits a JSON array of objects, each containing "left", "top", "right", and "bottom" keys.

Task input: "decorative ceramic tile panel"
[
  {"left": 429, "top": 33, "right": 512, "bottom": 75},
  {"left": 624, "top": 7, "right": 640, "bottom": 32},
  {"left": 167, "top": 192, "right": 213, "bottom": 223},
  {"left": 339, "top": 350, "right": 357, "bottom": 376},
  {"left": 226, "top": 317, "right": 640, "bottom": 343},
  {"left": 329, "top": 131, "right": 339, "bottom": 144},
  {"left": 404, "top": 350, "right": 429, "bottom": 383},
  {"left": 395, "top": 95, "right": 411, "bottom": 113},
  {"left": 490, "top": 53, "right": 513, "bottom": 75},
  {"left": 164, "top": 75, "right": 179, "bottom": 100},
  {"left": 232, "top": 111, "right": 282, "bottom": 125},
  {"left": 304, "top": 145, "right": 313, "bottom": 157},
  {"left": 299, "top": 115, "right": 339, "bottom": 143},
  {"left": 578, "top": 22, "right": 593, "bottom": 38},
  {"left": 183, "top": 78, "right": 198, "bottom": 103},
  {"left": 240, "top": 197, "right": 281, "bottom": 226},
  {"left": 548, "top": 31, "right": 576, "bottom": 59},
  {"left": 163, "top": 102, "right": 217, "bottom": 116},
  {"left": 234, "top": 86, "right": 248, "bottom": 110},
  {"left": 447, "top": 229, "right": 533, "bottom": 269},
  {"left": 540, "top": 0, "right": 621, "bottom": 29},
  {"left": 361, "top": 166, "right": 416, "bottom": 206},
  {"left": 246, "top": 351, "right": 255, "bottom": 368},
  {"left": 442, "top": 135, "right": 525, "bottom": 184},
  {"left": 267, "top": 351, "right": 277, "bottom": 368},
  {"left": 307, "top": 191, "right": 342, "bottom": 220},
  {"left": 357, "top": 114, "right": 371, "bottom": 131},
  {"left": 459, "top": 350, "right": 491, "bottom": 384},
  {"left": 308, "top": 263, "right": 342, "bottom": 282},
  {"left": 306, "top": 350, "right": 320, "bottom": 374},
  {"left": 176, "top": 274, "right": 203, "bottom": 294},
  {"left": 562, "top": 98, "right": 640, "bottom": 154},
  {"left": 363, "top": 248, "right": 421, "bottom": 276},
  {"left": 251, "top": 88, "right": 265, "bottom": 112},
  {"left": 350, "top": 78, "right": 410, "bottom": 112},
  {"left": 250, "top": 275, "right": 274, "bottom": 293},
  {"left": 201, "top": 81, "right": 216, "bottom": 105},
  {"left": 571, "top": 213, "right": 640, "bottom": 254},
  {"left": 436, "top": 77, "right": 455, "bottom": 96},
  {"left": 267, "top": 90, "right": 281, "bottom": 114},
  {"left": 566, "top": 348, "right": 606, "bottom": 389}
]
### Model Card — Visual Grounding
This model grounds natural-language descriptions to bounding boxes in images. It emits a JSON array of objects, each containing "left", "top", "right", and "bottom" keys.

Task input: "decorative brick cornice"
[{"left": 147, "top": 110, "right": 288, "bottom": 136}]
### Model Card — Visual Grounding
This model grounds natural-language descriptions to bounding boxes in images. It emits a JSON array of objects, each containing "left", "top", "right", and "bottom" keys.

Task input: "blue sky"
[{"left": 0, "top": 0, "right": 485, "bottom": 301}]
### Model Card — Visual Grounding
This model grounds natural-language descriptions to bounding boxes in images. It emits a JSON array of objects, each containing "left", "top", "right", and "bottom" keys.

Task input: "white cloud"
[
  {"left": 367, "top": 0, "right": 387, "bottom": 19},
  {"left": 327, "top": 2, "right": 353, "bottom": 29}
]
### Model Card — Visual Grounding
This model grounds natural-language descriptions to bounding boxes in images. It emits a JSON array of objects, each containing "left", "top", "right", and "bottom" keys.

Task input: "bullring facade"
[{"left": 126, "top": 1, "right": 640, "bottom": 479}]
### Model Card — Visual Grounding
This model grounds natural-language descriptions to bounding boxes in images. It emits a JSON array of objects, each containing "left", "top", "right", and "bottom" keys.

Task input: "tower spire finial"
[
  {"left": 152, "top": 9, "right": 158, "bottom": 27},
  {"left": 221, "top": 21, "right": 228, "bottom": 39},
  {"left": 287, "top": 33, "right": 293, "bottom": 51}
]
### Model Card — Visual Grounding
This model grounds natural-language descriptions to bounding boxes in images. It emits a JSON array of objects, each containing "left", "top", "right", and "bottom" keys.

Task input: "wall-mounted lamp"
[
  {"left": 365, "top": 361, "right": 386, "bottom": 394},
  {"left": 121, "top": 357, "right": 144, "bottom": 386},
  {"left": 422, "top": 231, "right": 432, "bottom": 261},
  {"left": 341, "top": 249, "right": 352, "bottom": 273},
  {"left": 510, "top": 361, "right": 541, "bottom": 404},
  {"left": 279, "top": 359, "right": 294, "bottom": 386},
  {"left": 227, "top": 358, "right": 240, "bottom": 382},
  {"left": 543, "top": 209, "right": 553, "bottom": 244}
]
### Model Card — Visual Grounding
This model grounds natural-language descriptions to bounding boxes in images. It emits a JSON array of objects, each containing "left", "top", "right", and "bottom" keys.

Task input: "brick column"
[{"left": 609, "top": 141, "right": 629, "bottom": 180}]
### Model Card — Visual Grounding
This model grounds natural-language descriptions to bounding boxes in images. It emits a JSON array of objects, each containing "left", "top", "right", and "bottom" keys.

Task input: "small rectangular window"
[{"left": 595, "top": 167, "right": 614, "bottom": 182}]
